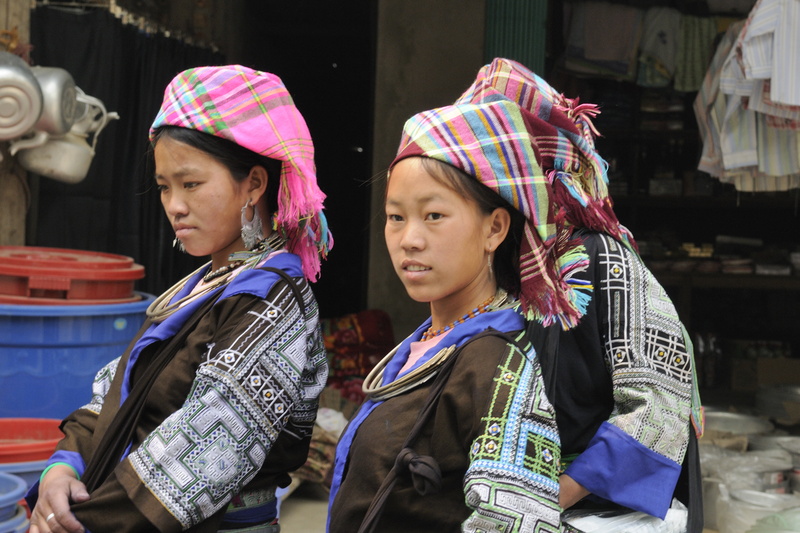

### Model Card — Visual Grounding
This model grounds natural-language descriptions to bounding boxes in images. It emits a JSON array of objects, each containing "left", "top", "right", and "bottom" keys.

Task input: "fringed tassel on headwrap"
[
  {"left": 273, "top": 159, "right": 333, "bottom": 281},
  {"left": 518, "top": 221, "right": 593, "bottom": 329},
  {"left": 279, "top": 208, "right": 333, "bottom": 283},
  {"left": 554, "top": 99, "right": 602, "bottom": 148},
  {"left": 549, "top": 169, "right": 638, "bottom": 253}
]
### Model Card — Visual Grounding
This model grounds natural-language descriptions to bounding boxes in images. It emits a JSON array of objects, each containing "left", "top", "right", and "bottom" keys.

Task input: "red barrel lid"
[
  {"left": 0, "top": 246, "right": 144, "bottom": 281},
  {"left": 0, "top": 293, "right": 144, "bottom": 305}
]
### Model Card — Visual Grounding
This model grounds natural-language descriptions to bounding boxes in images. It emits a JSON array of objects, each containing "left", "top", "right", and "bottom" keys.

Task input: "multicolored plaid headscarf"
[
  {"left": 393, "top": 100, "right": 588, "bottom": 327},
  {"left": 150, "top": 65, "right": 332, "bottom": 281},
  {"left": 456, "top": 58, "right": 636, "bottom": 250},
  {"left": 392, "top": 58, "right": 635, "bottom": 328}
]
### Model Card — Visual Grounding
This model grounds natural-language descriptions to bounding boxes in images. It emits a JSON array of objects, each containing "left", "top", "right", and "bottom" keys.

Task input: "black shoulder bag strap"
[
  {"left": 82, "top": 267, "right": 304, "bottom": 493},
  {"left": 260, "top": 266, "right": 306, "bottom": 316},
  {"left": 686, "top": 428, "right": 704, "bottom": 532},
  {"left": 356, "top": 333, "right": 473, "bottom": 533},
  {"left": 82, "top": 288, "right": 222, "bottom": 492}
]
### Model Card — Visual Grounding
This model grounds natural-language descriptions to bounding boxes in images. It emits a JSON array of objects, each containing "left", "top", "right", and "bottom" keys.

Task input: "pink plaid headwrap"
[
  {"left": 456, "top": 58, "right": 636, "bottom": 251},
  {"left": 393, "top": 101, "right": 591, "bottom": 328},
  {"left": 150, "top": 65, "right": 332, "bottom": 281},
  {"left": 391, "top": 58, "right": 638, "bottom": 328}
]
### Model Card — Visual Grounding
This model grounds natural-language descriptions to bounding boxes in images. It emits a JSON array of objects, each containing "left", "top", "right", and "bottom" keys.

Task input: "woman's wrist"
[
  {"left": 559, "top": 473, "right": 590, "bottom": 509},
  {"left": 40, "top": 462, "right": 80, "bottom": 484}
]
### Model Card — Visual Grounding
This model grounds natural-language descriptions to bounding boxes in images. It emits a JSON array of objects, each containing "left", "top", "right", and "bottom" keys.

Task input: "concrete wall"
[{"left": 367, "top": 0, "right": 487, "bottom": 339}]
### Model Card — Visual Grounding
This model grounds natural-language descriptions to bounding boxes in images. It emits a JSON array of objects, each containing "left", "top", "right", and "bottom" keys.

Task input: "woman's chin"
[
  {"left": 403, "top": 289, "right": 435, "bottom": 305},
  {"left": 182, "top": 245, "right": 211, "bottom": 258}
]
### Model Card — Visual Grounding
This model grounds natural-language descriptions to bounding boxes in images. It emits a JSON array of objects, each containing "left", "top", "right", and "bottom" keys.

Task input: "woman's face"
[
  {"left": 154, "top": 135, "right": 250, "bottom": 265},
  {"left": 385, "top": 157, "right": 502, "bottom": 323}
]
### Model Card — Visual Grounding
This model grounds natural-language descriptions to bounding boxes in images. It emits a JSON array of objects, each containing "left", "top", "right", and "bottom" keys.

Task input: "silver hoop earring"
[
  {"left": 173, "top": 237, "right": 186, "bottom": 253},
  {"left": 241, "top": 199, "right": 264, "bottom": 250}
]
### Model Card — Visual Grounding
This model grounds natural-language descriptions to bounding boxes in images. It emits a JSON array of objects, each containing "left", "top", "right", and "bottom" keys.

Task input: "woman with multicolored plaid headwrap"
[
  {"left": 27, "top": 65, "right": 332, "bottom": 533},
  {"left": 328, "top": 59, "right": 703, "bottom": 532}
]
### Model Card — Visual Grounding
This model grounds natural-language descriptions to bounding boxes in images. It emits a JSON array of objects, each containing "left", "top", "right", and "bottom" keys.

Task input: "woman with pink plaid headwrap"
[
  {"left": 28, "top": 65, "right": 332, "bottom": 533},
  {"left": 328, "top": 59, "right": 702, "bottom": 533}
]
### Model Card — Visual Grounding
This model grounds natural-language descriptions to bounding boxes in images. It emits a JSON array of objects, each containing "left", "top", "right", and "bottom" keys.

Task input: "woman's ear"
[
  {"left": 247, "top": 165, "right": 269, "bottom": 204},
  {"left": 486, "top": 207, "right": 511, "bottom": 253}
]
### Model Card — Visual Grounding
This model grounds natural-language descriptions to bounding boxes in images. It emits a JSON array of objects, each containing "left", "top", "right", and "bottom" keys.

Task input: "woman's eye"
[
  {"left": 184, "top": 181, "right": 200, "bottom": 189},
  {"left": 386, "top": 214, "right": 403, "bottom": 222},
  {"left": 156, "top": 184, "right": 168, "bottom": 193},
  {"left": 426, "top": 212, "right": 443, "bottom": 221}
]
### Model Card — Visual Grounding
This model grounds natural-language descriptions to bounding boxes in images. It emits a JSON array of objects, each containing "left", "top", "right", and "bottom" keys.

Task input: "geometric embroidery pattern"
[
  {"left": 596, "top": 235, "right": 694, "bottom": 463},
  {"left": 463, "top": 331, "right": 562, "bottom": 532},
  {"left": 128, "top": 278, "right": 327, "bottom": 527},
  {"left": 82, "top": 356, "right": 121, "bottom": 415}
]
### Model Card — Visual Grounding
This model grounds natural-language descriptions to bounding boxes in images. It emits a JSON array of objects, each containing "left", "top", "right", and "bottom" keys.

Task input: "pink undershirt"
[{"left": 397, "top": 330, "right": 452, "bottom": 376}]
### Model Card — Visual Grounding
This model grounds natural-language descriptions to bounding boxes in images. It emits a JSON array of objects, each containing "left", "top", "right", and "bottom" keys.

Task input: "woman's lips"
[
  {"left": 401, "top": 262, "right": 431, "bottom": 280},
  {"left": 174, "top": 225, "right": 194, "bottom": 239}
]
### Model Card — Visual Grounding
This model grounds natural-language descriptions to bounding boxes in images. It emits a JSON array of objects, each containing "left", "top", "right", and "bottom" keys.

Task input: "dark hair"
[
  {"left": 151, "top": 126, "right": 282, "bottom": 215},
  {"left": 417, "top": 157, "right": 525, "bottom": 296}
]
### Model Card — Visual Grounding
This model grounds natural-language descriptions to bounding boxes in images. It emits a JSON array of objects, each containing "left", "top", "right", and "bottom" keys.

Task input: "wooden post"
[
  {"left": 0, "top": 142, "right": 29, "bottom": 245},
  {"left": 0, "top": 0, "right": 33, "bottom": 246}
]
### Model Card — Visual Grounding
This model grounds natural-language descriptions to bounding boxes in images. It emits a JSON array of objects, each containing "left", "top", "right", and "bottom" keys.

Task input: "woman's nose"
[
  {"left": 399, "top": 221, "right": 424, "bottom": 250},
  {"left": 163, "top": 192, "right": 188, "bottom": 217}
]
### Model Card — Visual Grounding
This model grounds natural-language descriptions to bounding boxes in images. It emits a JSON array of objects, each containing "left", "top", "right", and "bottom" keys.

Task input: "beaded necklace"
[
  {"left": 146, "top": 233, "right": 286, "bottom": 322},
  {"left": 420, "top": 293, "right": 497, "bottom": 342},
  {"left": 203, "top": 260, "right": 244, "bottom": 283}
]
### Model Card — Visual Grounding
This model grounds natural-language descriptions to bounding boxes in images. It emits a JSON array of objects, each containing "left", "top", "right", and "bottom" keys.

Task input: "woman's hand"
[
  {"left": 30, "top": 464, "right": 90, "bottom": 533},
  {"left": 559, "top": 473, "right": 590, "bottom": 510}
]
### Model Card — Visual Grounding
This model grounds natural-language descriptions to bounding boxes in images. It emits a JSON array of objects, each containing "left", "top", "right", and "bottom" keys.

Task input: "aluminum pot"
[
  {"left": 29, "top": 66, "right": 79, "bottom": 135},
  {"left": 0, "top": 52, "right": 43, "bottom": 140}
]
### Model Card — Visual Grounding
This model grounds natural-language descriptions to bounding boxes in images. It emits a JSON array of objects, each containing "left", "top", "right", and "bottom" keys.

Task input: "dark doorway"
[{"left": 240, "top": 1, "right": 376, "bottom": 318}]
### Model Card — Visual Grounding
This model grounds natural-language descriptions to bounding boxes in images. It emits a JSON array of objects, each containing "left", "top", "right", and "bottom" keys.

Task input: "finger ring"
[{"left": 46, "top": 512, "right": 55, "bottom": 522}]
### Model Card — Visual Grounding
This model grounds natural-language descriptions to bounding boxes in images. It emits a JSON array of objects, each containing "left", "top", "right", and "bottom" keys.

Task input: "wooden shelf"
[
  {"left": 654, "top": 272, "right": 800, "bottom": 291},
  {"left": 650, "top": 271, "right": 800, "bottom": 343},
  {"left": 614, "top": 193, "right": 800, "bottom": 210}
]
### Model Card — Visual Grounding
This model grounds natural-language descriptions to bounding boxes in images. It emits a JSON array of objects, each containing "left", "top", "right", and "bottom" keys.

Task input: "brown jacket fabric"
[{"left": 52, "top": 268, "right": 327, "bottom": 532}]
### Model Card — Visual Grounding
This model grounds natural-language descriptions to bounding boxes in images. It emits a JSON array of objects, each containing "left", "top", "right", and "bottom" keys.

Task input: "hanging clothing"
[
  {"left": 563, "top": 2, "right": 643, "bottom": 81},
  {"left": 694, "top": 0, "right": 800, "bottom": 191},
  {"left": 27, "top": 253, "right": 328, "bottom": 532},
  {"left": 695, "top": 21, "right": 746, "bottom": 177},
  {"left": 637, "top": 7, "right": 682, "bottom": 88},
  {"left": 739, "top": 0, "right": 800, "bottom": 107},
  {"left": 674, "top": 14, "right": 719, "bottom": 93}
]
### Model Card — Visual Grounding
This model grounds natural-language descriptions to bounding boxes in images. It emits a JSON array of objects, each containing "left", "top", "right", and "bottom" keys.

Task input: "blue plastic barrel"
[{"left": 0, "top": 293, "right": 154, "bottom": 419}]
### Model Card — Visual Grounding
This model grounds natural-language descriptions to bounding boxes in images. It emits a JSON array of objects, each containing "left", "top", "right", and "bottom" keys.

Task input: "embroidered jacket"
[
  {"left": 328, "top": 310, "right": 563, "bottom": 532},
  {"left": 28, "top": 253, "right": 328, "bottom": 532},
  {"left": 557, "top": 232, "right": 700, "bottom": 519}
]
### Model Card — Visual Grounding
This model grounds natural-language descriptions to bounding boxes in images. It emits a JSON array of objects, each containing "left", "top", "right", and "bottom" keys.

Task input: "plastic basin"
[
  {"left": 0, "top": 472, "right": 26, "bottom": 522},
  {"left": 0, "top": 418, "right": 62, "bottom": 463}
]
